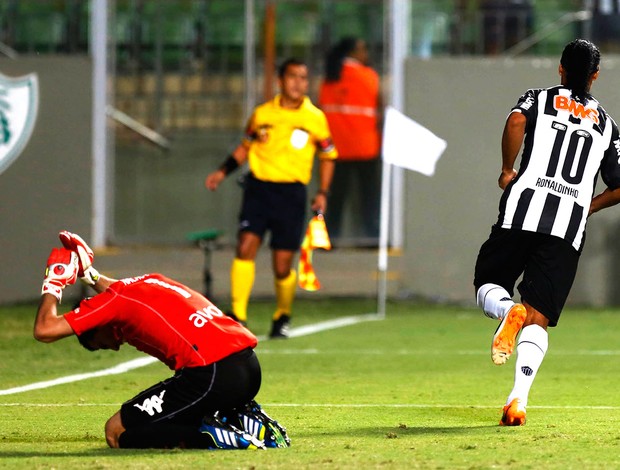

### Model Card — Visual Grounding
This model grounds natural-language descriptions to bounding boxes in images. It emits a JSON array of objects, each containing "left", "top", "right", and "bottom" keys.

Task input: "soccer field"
[{"left": 1, "top": 299, "right": 619, "bottom": 469}]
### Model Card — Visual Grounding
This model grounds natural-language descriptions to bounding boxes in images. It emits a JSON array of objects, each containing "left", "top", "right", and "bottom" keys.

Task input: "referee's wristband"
[
  {"left": 219, "top": 155, "right": 240, "bottom": 175},
  {"left": 316, "top": 189, "right": 330, "bottom": 197}
]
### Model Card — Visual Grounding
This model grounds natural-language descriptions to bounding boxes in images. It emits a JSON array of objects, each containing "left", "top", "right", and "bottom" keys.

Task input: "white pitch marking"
[
  {"left": 258, "top": 349, "right": 620, "bottom": 356},
  {"left": 0, "top": 357, "right": 157, "bottom": 396},
  {"left": 263, "top": 403, "right": 620, "bottom": 410},
  {"left": 0, "top": 313, "right": 380, "bottom": 396},
  {"left": 3, "top": 311, "right": 617, "bottom": 396},
  {"left": 2, "top": 402, "right": 619, "bottom": 411}
]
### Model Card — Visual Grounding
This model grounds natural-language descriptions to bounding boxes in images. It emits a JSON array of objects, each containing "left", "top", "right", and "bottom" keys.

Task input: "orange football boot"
[
  {"left": 499, "top": 398, "right": 526, "bottom": 426},
  {"left": 492, "top": 303, "right": 527, "bottom": 365}
]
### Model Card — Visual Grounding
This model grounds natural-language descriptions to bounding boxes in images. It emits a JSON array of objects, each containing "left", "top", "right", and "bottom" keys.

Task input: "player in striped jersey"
[{"left": 473, "top": 39, "right": 620, "bottom": 425}]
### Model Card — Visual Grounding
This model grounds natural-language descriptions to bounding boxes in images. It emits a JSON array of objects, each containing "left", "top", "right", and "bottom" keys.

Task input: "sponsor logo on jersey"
[
  {"left": 614, "top": 139, "right": 620, "bottom": 162},
  {"left": 553, "top": 95, "right": 599, "bottom": 124},
  {"left": 134, "top": 390, "right": 166, "bottom": 416},
  {"left": 189, "top": 305, "right": 225, "bottom": 327},
  {"left": 254, "top": 124, "right": 272, "bottom": 143},
  {"left": 0, "top": 72, "right": 39, "bottom": 176}
]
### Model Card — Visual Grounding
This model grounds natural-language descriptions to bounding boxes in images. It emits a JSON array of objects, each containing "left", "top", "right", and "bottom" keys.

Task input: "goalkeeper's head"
[{"left": 77, "top": 325, "right": 123, "bottom": 352}]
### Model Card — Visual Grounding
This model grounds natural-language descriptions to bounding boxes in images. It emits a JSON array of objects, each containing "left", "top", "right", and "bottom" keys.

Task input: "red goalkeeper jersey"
[{"left": 64, "top": 273, "right": 257, "bottom": 370}]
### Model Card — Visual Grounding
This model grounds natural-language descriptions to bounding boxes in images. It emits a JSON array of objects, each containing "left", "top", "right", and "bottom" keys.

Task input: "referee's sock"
[
  {"left": 231, "top": 258, "right": 255, "bottom": 322},
  {"left": 273, "top": 269, "right": 296, "bottom": 320},
  {"left": 506, "top": 324, "right": 548, "bottom": 408}
]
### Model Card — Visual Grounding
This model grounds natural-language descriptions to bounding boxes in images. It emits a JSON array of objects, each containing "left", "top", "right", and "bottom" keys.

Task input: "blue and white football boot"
[
  {"left": 199, "top": 412, "right": 266, "bottom": 450},
  {"left": 236, "top": 400, "right": 291, "bottom": 448}
]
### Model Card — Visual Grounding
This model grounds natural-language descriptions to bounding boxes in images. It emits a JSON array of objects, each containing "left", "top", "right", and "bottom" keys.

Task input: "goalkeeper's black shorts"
[
  {"left": 120, "top": 348, "right": 261, "bottom": 429},
  {"left": 473, "top": 226, "right": 579, "bottom": 327},
  {"left": 238, "top": 174, "right": 306, "bottom": 251}
]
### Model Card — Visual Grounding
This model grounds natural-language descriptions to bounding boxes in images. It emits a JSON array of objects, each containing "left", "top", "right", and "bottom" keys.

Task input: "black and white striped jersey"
[{"left": 497, "top": 86, "right": 620, "bottom": 251}]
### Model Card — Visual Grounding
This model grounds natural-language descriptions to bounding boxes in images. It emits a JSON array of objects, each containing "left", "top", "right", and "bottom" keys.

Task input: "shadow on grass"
[
  {"left": 0, "top": 448, "right": 194, "bottom": 458},
  {"left": 302, "top": 424, "right": 499, "bottom": 439},
  {"left": 381, "top": 425, "right": 499, "bottom": 435}
]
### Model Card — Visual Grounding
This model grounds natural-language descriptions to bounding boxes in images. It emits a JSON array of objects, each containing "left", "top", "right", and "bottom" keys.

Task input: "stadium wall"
[
  {"left": 3, "top": 56, "right": 620, "bottom": 307},
  {"left": 0, "top": 58, "right": 92, "bottom": 304},
  {"left": 402, "top": 56, "right": 620, "bottom": 307}
]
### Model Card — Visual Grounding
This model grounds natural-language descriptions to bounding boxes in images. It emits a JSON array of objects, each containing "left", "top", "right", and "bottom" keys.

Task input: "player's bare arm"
[
  {"left": 34, "top": 294, "right": 75, "bottom": 342},
  {"left": 35, "top": 271, "right": 116, "bottom": 341},
  {"left": 589, "top": 187, "right": 620, "bottom": 216},
  {"left": 205, "top": 144, "right": 249, "bottom": 191},
  {"left": 499, "top": 111, "right": 527, "bottom": 190}
]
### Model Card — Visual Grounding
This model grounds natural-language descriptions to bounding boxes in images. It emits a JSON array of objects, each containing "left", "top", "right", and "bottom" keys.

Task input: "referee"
[
  {"left": 473, "top": 39, "right": 620, "bottom": 425},
  {"left": 205, "top": 58, "right": 337, "bottom": 338}
]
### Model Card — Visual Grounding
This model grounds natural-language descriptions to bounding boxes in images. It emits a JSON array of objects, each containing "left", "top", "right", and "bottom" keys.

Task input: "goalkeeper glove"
[
  {"left": 41, "top": 248, "right": 79, "bottom": 302},
  {"left": 58, "top": 230, "right": 100, "bottom": 285}
]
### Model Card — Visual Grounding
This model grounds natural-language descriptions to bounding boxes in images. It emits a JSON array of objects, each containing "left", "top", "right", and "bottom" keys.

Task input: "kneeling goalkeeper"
[{"left": 34, "top": 230, "right": 288, "bottom": 450}]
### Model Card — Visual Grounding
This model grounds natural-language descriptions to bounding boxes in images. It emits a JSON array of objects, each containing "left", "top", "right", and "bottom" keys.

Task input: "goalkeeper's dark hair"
[
  {"left": 77, "top": 328, "right": 97, "bottom": 352},
  {"left": 278, "top": 57, "right": 307, "bottom": 78},
  {"left": 71, "top": 299, "right": 97, "bottom": 351},
  {"left": 560, "top": 39, "right": 600, "bottom": 102},
  {"left": 325, "top": 36, "right": 358, "bottom": 82}
]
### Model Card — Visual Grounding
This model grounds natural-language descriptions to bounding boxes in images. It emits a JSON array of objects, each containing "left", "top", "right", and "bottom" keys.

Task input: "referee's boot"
[
  {"left": 269, "top": 314, "right": 291, "bottom": 339},
  {"left": 499, "top": 398, "right": 526, "bottom": 426},
  {"left": 491, "top": 303, "right": 527, "bottom": 365}
]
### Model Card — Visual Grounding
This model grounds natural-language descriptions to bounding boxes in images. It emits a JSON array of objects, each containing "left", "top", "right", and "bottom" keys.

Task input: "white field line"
[
  {"left": 0, "top": 357, "right": 158, "bottom": 396},
  {"left": 0, "top": 313, "right": 381, "bottom": 397},
  {"left": 2, "top": 311, "right": 618, "bottom": 397},
  {"left": 256, "top": 349, "right": 620, "bottom": 356},
  {"left": 2, "top": 403, "right": 620, "bottom": 411}
]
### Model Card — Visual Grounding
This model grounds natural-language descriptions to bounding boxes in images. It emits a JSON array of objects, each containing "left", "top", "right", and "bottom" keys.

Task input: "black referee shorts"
[
  {"left": 238, "top": 174, "right": 306, "bottom": 251},
  {"left": 120, "top": 348, "right": 261, "bottom": 430},
  {"left": 473, "top": 226, "right": 580, "bottom": 327}
]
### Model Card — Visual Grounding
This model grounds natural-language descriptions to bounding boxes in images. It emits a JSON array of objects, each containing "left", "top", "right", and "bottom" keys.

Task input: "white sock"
[
  {"left": 476, "top": 283, "right": 515, "bottom": 319},
  {"left": 506, "top": 324, "right": 548, "bottom": 407}
]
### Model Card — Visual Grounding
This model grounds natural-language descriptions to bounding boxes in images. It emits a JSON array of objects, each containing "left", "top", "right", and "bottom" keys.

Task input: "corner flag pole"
[
  {"left": 377, "top": 158, "right": 392, "bottom": 319},
  {"left": 377, "top": 0, "right": 410, "bottom": 318}
]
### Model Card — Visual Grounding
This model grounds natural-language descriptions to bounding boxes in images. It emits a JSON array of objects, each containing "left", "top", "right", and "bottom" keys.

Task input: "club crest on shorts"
[{"left": 0, "top": 72, "right": 39, "bottom": 176}]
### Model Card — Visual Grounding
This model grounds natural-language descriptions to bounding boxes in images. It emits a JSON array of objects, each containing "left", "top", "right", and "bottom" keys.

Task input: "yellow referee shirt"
[{"left": 242, "top": 95, "right": 338, "bottom": 185}]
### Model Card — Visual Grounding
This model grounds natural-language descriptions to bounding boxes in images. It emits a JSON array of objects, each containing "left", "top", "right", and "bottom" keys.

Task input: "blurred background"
[{"left": 2, "top": 0, "right": 620, "bottom": 307}]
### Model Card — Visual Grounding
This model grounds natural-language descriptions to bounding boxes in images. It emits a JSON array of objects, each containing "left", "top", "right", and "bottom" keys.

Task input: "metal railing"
[{"left": 106, "top": 106, "right": 171, "bottom": 150}]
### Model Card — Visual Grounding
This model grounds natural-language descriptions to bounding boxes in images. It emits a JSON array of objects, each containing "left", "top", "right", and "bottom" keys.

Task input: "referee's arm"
[
  {"left": 205, "top": 144, "right": 249, "bottom": 191},
  {"left": 311, "top": 158, "right": 335, "bottom": 213}
]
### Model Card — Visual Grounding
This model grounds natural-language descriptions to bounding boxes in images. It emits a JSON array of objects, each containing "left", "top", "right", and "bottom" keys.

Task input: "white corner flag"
[
  {"left": 376, "top": 106, "right": 448, "bottom": 318},
  {"left": 382, "top": 106, "right": 447, "bottom": 176}
]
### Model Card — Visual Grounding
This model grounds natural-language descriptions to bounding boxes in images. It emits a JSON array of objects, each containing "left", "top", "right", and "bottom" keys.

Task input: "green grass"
[{"left": 1, "top": 299, "right": 620, "bottom": 469}]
